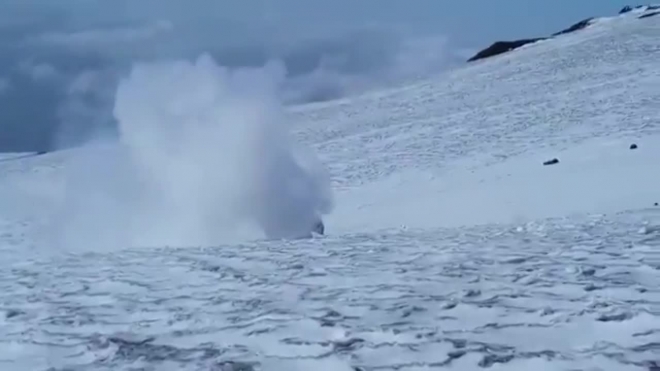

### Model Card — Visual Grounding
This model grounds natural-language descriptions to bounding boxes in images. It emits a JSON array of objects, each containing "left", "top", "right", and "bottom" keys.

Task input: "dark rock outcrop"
[
  {"left": 468, "top": 5, "right": 658, "bottom": 63},
  {"left": 543, "top": 158, "right": 559, "bottom": 166},
  {"left": 639, "top": 10, "right": 660, "bottom": 18},
  {"left": 620, "top": 5, "right": 635, "bottom": 13},
  {"left": 467, "top": 17, "right": 594, "bottom": 62},
  {"left": 552, "top": 18, "right": 594, "bottom": 36},
  {"left": 467, "top": 38, "right": 545, "bottom": 62},
  {"left": 621, "top": 4, "right": 660, "bottom": 14}
]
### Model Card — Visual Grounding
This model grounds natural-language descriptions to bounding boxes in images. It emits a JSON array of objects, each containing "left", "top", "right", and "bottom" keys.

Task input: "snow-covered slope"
[
  {"left": 1, "top": 9, "right": 659, "bottom": 371},
  {"left": 289, "top": 11, "right": 660, "bottom": 234}
]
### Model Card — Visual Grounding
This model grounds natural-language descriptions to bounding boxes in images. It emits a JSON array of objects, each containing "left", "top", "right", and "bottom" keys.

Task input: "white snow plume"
[{"left": 54, "top": 54, "right": 333, "bottom": 251}]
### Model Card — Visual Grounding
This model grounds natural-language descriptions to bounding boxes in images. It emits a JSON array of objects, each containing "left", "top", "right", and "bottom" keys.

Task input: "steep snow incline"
[
  {"left": 0, "top": 8, "right": 659, "bottom": 371},
  {"left": 289, "top": 12, "right": 660, "bottom": 233}
]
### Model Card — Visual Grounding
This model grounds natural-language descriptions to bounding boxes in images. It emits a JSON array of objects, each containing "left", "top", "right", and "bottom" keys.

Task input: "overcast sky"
[
  {"left": 0, "top": 0, "right": 635, "bottom": 152},
  {"left": 1, "top": 0, "right": 632, "bottom": 43}
]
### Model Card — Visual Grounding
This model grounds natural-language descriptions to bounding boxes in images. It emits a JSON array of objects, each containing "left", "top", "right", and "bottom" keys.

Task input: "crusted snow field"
[
  {"left": 1, "top": 10, "right": 660, "bottom": 371},
  {"left": 2, "top": 212, "right": 660, "bottom": 371}
]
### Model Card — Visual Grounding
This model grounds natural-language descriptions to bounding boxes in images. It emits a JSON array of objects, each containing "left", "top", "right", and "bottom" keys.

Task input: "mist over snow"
[{"left": 51, "top": 54, "right": 334, "bottom": 250}]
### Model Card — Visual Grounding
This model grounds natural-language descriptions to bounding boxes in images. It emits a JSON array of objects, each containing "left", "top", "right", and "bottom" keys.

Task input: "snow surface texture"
[{"left": 1, "top": 9, "right": 660, "bottom": 371}]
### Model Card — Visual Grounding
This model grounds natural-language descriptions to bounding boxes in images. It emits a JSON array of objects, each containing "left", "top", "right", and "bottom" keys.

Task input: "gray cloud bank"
[
  {"left": 0, "top": 0, "right": 468, "bottom": 152},
  {"left": 0, "top": 0, "right": 631, "bottom": 152}
]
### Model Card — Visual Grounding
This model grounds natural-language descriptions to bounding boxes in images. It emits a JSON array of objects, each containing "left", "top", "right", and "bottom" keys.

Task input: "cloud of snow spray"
[{"left": 53, "top": 54, "right": 333, "bottom": 250}]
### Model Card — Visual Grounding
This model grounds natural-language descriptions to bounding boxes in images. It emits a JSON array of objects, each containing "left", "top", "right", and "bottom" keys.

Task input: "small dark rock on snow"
[
  {"left": 313, "top": 219, "right": 325, "bottom": 235},
  {"left": 216, "top": 361, "right": 255, "bottom": 371},
  {"left": 5, "top": 309, "right": 23, "bottom": 319},
  {"left": 630, "top": 143, "right": 638, "bottom": 149},
  {"left": 543, "top": 158, "right": 559, "bottom": 166}
]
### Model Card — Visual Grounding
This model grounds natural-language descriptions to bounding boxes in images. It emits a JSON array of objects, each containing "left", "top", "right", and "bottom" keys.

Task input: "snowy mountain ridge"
[{"left": 464, "top": 4, "right": 658, "bottom": 62}]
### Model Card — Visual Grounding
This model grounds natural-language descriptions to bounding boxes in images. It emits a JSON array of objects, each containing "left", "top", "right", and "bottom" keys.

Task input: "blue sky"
[{"left": 0, "top": 0, "right": 636, "bottom": 152}]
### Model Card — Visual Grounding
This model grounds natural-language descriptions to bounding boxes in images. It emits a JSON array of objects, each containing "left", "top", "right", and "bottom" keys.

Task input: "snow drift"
[{"left": 54, "top": 54, "right": 334, "bottom": 250}]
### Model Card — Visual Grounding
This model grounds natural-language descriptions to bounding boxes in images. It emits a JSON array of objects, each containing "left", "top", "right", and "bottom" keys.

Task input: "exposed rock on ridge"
[{"left": 468, "top": 5, "right": 659, "bottom": 62}]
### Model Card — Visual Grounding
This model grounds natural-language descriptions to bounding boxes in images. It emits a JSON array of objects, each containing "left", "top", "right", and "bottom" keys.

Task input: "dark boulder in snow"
[
  {"left": 467, "top": 38, "right": 545, "bottom": 62},
  {"left": 630, "top": 143, "right": 638, "bottom": 149},
  {"left": 551, "top": 18, "right": 595, "bottom": 37},
  {"left": 313, "top": 219, "right": 325, "bottom": 235},
  {"left": 543, "top": 158, "right": 559, "bottom": 166},
  {"left": 259, "top": 215, "right": 325, "bottom": 240}
]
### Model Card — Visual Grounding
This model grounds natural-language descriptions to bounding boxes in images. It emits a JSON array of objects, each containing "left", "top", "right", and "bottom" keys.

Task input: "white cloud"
[
  {"left": 0, "top": 78, "right": 10, "bottom": 94},
  {"left": 0, "top": 0, "right": 467, "bottom": 152},
  {"left": 17, "top": 60, "right": 59, "bottom": 82},
  {"left": 29, "top": 20, "right": 174, "bottom": 50},
  {"left": 55, "top": 68, "right": 120, "bottom": 149},
  {"left": 67, "top": 70, "right": 100, "bottom": 95}
]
